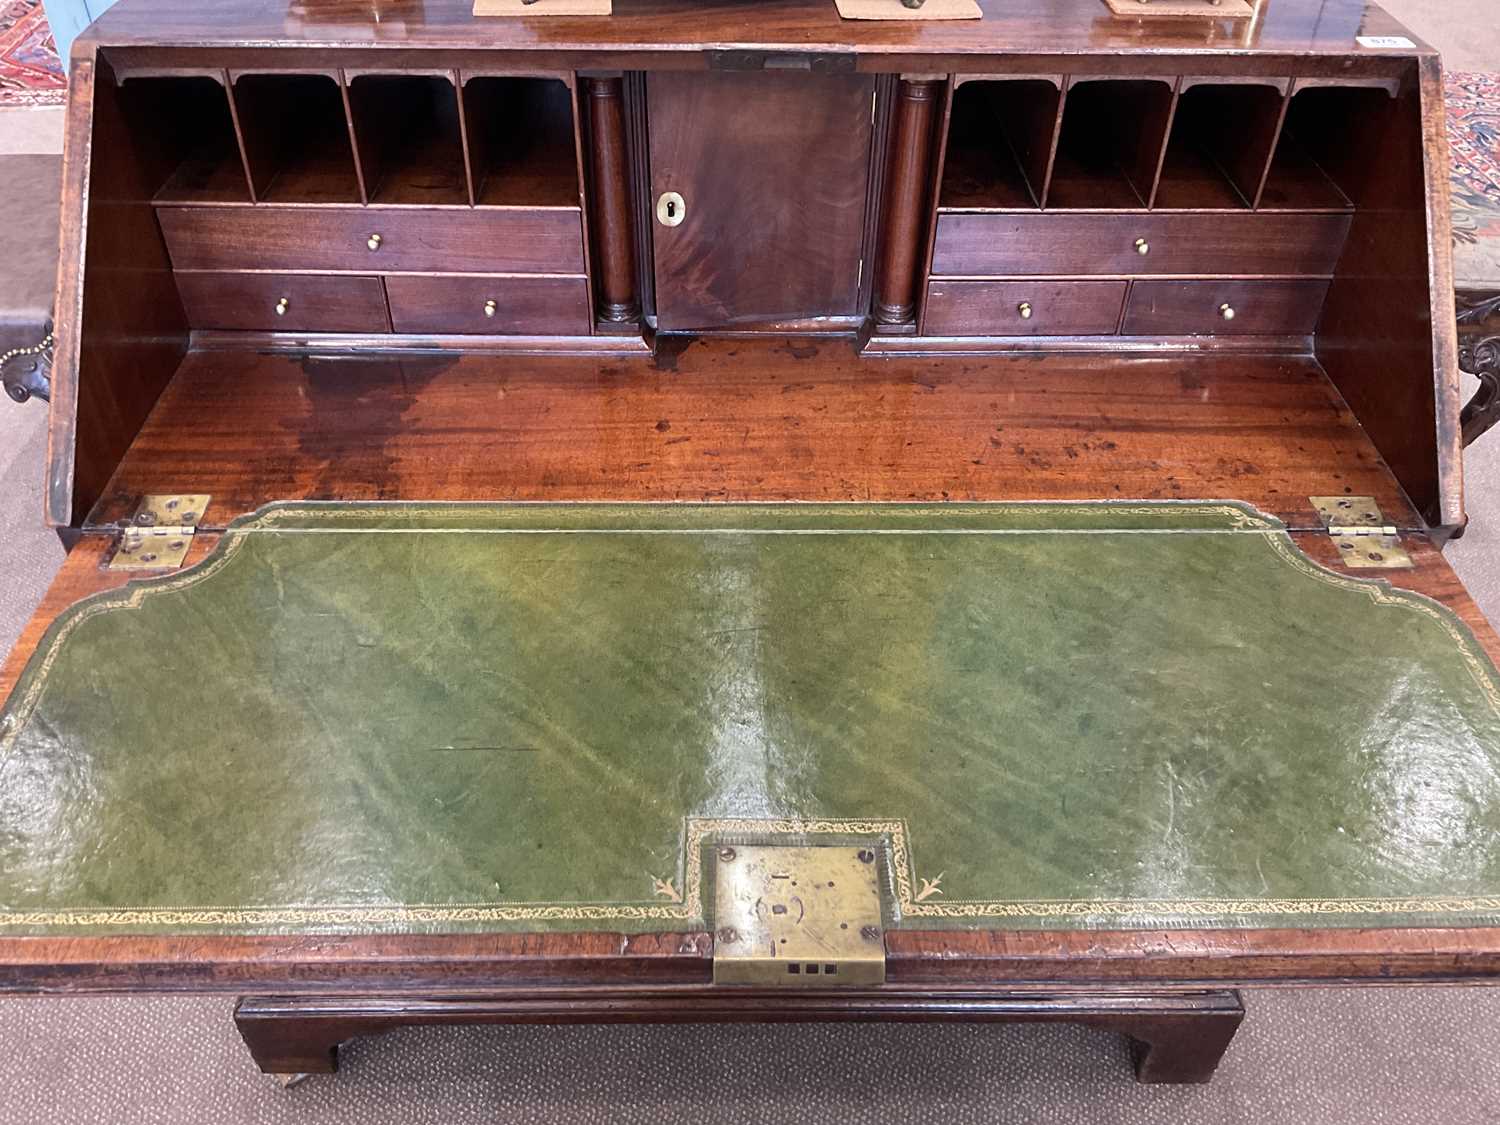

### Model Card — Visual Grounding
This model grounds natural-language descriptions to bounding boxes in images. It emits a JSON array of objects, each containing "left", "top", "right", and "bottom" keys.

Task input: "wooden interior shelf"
[
  {"left": 232, "top": 72, "right": 362, "bottom": 204},
  {"left": 1048, "top": 78, "right": 1175, "bottom": 209},
  {"left": 462, "top": 76, "right": 580, "bottom": 208},
  {"left": 117, "top": 74, "right": 251, "bottom": 205},
  {"left": 347, "top": 72, "right": 470, "bottom": 206},
  {"left": 1155, "top": 80, "right": 1287, "bottom": 210},
  {"left": 933, "top": 75, "right": 1392, "bottom": 218},
  {"left": 939, "top": 78, "right": 1060, "bottom": 210},
  {"left": 1259, "top": 84, "right": 1394, "bottom": 211}
]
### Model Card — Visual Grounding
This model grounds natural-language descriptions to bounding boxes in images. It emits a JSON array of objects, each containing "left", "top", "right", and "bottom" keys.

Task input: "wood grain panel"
[
  {"left": 647, "top": 71, "right": 875, "bottom": 330},
  {"left": 46, "top": 54, "right": 190, "bottom": 530},
  {"left": 83, "top": 339, "right": 1417, "bottom": 530},
  {"left": 175, "top": 271, "right": 390, "bottom": 332},
  {"left": 1314, "top": 65, "right": 1458, "bottom": 530},
  {"left": 385, "top": 275, "right": 589, "bottom": 334},
  {"left": 81, "top": 0, "right": 1436, "bottom": 67},
  {"left": 925, "top": 279, "right": 1125, "bottom": 335},
  {"left": 156, "top": 205, "right": 585, "bottom": 274},
  {"left": 1122, "top": 279, "right": 1329, "bottom": 336},
  {"left": 931, "top": 212, "right": 1351, "bottom": 277}
]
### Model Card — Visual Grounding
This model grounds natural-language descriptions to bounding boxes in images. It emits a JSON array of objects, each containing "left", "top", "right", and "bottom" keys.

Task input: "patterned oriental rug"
[
  {"left": 1449, "top": 71, "right": 1500, "bottom": 290},
  {"left": 0, "top": 0, "right": 64, "bottom": 107}
]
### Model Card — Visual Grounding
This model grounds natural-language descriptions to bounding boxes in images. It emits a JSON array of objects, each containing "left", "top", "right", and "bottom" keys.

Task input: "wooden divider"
[
  {"left": 935, "top": 72, "right": 1388, "bottom": 214},
  {"left": 113, "top": 68, "right": 582, "bottom": 212}
]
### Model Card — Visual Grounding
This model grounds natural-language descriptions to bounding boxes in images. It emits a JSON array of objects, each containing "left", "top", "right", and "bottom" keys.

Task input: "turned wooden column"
[
  {"left": 874, "top": 79, "right": 941, "bottom": 326},
  {"left": 583, "top": 76, "right": 640, "bottom": 324}
]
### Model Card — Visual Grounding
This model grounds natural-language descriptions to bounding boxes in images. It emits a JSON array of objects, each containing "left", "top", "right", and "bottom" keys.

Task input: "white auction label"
[{"left": 1356, "top": 35, "right": 1415, "bottom": 48}]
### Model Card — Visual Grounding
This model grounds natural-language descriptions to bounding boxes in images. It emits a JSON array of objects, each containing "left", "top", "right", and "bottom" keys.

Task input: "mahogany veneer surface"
[
  {"left": 83, "top": 0, "right": 1431, "bottom": 60},
  {"left": 86, "top": 339, "right": 1418, "bottom": 530}
]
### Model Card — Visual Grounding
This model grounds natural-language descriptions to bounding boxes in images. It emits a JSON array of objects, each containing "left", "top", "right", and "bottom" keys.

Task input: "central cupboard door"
[{"left": 647, "top": 71, "right": 877, "bottom": 330}]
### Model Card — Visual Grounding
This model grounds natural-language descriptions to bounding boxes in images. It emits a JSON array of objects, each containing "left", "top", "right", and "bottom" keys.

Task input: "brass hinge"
[
  {"left": 109, "top": 494, "right": 211, "bottom": 571},
  {"left": 1310, "top": 496, "right": 1413, "bottom": 569},
  {"left": 712, "top": 844, "right": 886, "bottom": 986}
]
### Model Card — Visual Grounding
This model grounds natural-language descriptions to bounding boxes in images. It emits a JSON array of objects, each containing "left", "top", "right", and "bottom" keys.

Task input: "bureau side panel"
[
  {"left": 1314, "top": 64, "right": 1453, "bottom": 529},
  {"left": 46, "top": 49, "right": 189, "bottom": 529}
]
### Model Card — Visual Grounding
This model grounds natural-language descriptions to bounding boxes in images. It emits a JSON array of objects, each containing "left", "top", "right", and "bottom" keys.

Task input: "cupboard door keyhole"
[{"left": 656, "top": 191, "right": 686, "bottom": 227}]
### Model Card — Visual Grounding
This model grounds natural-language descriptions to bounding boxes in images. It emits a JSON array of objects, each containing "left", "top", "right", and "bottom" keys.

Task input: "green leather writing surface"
[{"left": 2, "top": 502, "right": 1500, "bottom": 934}]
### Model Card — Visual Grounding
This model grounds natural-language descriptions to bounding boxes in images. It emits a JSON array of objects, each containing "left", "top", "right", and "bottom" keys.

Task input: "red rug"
[
  {"left": 0, "top": 0, "right": 65, "bottom": 107},
  {"left": 1447, "top": 71, "right": 1500, "bottom": 287}
]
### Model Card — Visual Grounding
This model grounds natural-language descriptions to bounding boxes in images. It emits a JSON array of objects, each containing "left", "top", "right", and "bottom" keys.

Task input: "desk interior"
[{"left": 84, "top": 339, "right": 1419, "bottom": 532}]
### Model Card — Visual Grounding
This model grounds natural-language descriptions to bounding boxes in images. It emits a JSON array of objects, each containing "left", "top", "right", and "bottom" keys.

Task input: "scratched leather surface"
[{"left": 3, "top": 501, "right": 1500, "bottom": 936}]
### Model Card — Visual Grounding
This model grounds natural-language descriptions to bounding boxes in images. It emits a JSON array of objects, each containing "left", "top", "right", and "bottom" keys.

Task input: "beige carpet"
[{"left": 0, "top": 989, "right": 1498, "bottom": 1124}]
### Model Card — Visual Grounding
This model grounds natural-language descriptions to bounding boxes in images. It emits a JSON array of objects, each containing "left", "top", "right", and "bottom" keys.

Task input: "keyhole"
[{"left": 657, "top": 191, "right": 685, "bottom": 227}]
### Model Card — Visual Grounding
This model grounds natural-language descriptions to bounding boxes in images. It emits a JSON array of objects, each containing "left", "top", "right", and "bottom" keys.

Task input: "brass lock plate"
[{"left": 712, "top": 844, "right": 886, "bottom": 986}]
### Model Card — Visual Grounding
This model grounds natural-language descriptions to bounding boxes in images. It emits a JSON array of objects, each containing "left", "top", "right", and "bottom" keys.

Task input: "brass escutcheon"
[{"left": 656, "top": 191, "right": 686, "bottom": 228}]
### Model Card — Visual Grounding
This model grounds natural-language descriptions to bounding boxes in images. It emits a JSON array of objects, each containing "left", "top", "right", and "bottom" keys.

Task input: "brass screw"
[
  {"left": 366, "top": 233, "right": 383, "bottom": 251},
  {"left": 718, "top": 847, "right": 737, "bottom": 862},
  {"left": 860, "top": 925, "right": 881, "bottom": 941},
  {"left": 857, "top": 849, "right": 875, "bottom": 864}
]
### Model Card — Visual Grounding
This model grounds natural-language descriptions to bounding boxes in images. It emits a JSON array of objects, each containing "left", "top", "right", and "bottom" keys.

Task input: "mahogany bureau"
[{"left": 2, "top": 0, "right": 1498, "bottom": 1087}]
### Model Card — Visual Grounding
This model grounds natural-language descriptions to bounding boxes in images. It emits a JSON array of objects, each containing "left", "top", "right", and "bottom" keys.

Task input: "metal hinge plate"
[
  {"left": 712, "top": 844, "right": 886, "bottom": 986},
  {"left": 1310, "top": 496, "right": 1413, "bottom": 569},
  {"left": 109, "top": 494, "right": 211, "bottom": 571}
]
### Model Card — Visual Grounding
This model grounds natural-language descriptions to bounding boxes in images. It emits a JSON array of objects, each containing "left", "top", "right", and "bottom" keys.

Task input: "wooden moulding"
[
  {"left": 231, "top": 990, "right": 1244, "bottom": 1084},
  {"left": 3, "top": 923, "right": 1500, "bottom": 994}
]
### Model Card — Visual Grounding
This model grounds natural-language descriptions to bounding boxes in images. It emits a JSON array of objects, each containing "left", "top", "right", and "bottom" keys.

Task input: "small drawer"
[
  {"left": 924, "top": 280, "right": 1126, "bottom": 336},
  {"left": 158, "top": 206, "right": 586, "bottom": 274},
  {"left": 174, "top": 271, "right": 389, "bottom": 332},
  {"left": 1120, "top": 279, "right": 1331, "bottom": 336},
  {"left": 930, "top": 213, "right": 1351, "bottom": 276},
  {"left": 385, "top": 275, "right": 591, "bottom": 335}
]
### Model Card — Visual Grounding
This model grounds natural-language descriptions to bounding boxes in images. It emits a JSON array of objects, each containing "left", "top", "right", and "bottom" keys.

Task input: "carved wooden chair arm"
[
  {"left": 1, "top": 320, "right": 52, "bottom": 405},
  {"left": 1459, "top": 294, "right": 1500, "bottom": 448}
]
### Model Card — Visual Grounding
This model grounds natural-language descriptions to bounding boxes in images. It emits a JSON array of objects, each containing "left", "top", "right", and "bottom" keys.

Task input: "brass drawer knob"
[
  {"left": 366, "top": 233, "right": 383, "bottom": 251},
  {"left": 1134, "top": 237, "right": 1150, "bottom": 256},
  {"left": 483, "top": 299, "right": 497, "bottom": 318},
  {"left": 1017, "top": 301, "right": 1034, "bottom": 320},
  {"left": 274, "top": 297, "right": 289, "bottom": 316},
  {"left": 1218, "top": 302, "right": 1236, "bottom": 321}
]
